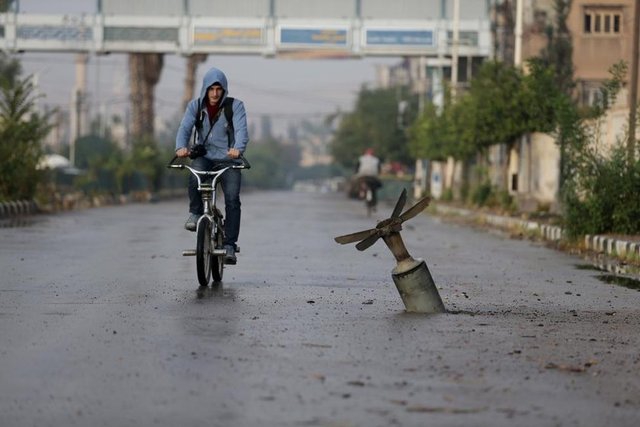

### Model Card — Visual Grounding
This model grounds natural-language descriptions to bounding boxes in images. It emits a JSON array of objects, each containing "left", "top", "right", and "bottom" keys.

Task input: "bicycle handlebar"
[{"left": 167, "top": 153, "right": 251, "bottom": 170}]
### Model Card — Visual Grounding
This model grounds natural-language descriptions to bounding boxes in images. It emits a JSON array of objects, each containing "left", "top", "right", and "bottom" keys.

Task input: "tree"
[
  {"left": 409, "top": 59, "right": 566, "bottom": 199},
  {"left": 329, "top": 86, "right": 414, "bottom": 171},
  {"left": 408, "top": 102, "right": 448, "bottom": 161},
  {"left": 129, "top": 53, "right": 164, "bottom": 140},
  {"left": 0, "top": 54, "right": 53, "bottom": 201},
  {"left": 539, "top": 0, "right": 574, "bottom": 97},
  {"left": 538, "top": 0, "right": 576, "bottom": 191}
]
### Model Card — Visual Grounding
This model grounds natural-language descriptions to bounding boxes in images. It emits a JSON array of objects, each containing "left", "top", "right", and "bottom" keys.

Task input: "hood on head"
[{"left": 199, "top": 67, "right": 229, "bottom": 104}]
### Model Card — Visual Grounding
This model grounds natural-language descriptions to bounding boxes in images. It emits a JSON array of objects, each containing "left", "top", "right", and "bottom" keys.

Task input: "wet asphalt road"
[{"left": 1, "top": 190, "right": 639, "bottom": 427}]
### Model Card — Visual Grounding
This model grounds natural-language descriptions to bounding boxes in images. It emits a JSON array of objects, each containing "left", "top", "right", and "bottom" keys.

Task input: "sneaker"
[
  {"left": 224, "top": 245, "right": 237, "bottom": 265},
  {"left": 184, "top": 213, "right": 199, "bottom": 232}
]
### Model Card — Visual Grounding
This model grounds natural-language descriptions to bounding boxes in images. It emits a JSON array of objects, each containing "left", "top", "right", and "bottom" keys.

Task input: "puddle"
[
  {"left": 595, "top": 275, "right": 640, "bottom": 291},
  {"left": 575, "top": 261, "right": 640, "bottom": 290},
  {"left": 576, "top": 258, "right": 640, "bottom": 276},
  {"left": 0, "top": 218, "right": 38, "bottom": 228},
  {"left": 575, "top": 264, "right": 604, "bottom": 271}
]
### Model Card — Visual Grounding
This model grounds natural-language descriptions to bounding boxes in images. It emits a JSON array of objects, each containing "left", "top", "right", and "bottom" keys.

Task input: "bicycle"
[{"left": 168, "top": 155, "right": 250, "bottom": 286}]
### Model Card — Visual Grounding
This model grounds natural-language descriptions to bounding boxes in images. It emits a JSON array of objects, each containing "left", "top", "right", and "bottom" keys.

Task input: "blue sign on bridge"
[{"left": 366, "top": 29, "right": 434, "bottom": 47}]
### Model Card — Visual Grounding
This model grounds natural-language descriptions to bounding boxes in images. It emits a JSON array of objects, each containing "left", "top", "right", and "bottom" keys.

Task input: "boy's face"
[{"left": 207, "top": 84, "right": 224, "bottom": 106}]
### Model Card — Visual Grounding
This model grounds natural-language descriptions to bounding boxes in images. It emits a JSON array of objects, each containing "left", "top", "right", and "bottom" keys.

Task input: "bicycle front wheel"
[
  {"left": 196, "top": 218, "right": 212, "bottom": 286},
  {"left": 211, "top": 221, "right": 224, "bottom": 283}
]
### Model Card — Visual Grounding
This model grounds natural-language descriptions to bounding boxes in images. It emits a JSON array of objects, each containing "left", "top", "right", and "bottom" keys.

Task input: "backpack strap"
[
  {"left": 194, "top": 97, "right": 204, "bottom": 132},
  {"left": 192, "top": 97, "right": 235, "bottom": 148}
]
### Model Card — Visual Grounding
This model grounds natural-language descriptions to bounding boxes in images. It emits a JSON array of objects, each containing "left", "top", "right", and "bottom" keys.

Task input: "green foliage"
[
  {"left": 122, "top": 137, "right": 166, "bottom": 193},
  {"left": 72, "top": 134, "right": 125, "bottom": 194},
  {"left": 0, "top": 52, "right": 21, "bottom": 86},
  {"left": 408, "top": 102, "right": 447, "bottom": 160},
  {"left": 0, "top": 54, "right": 53, "bottom": 201},
  {"left": 329, "top": 86, "right": 414, "bottom": 170},
  {"left": 467, "top": 61, "right": 530, "bottom": 150},
  {"left": 410, "top": 59, "right": 565, "bottom": 166},
  {"left": 409, "top": 91, "right": 477, "bottom": 162},
  {"left": 471, "top": 181, "right": 492, "bottom": 206},
  {"left": 559, "top": 61, "right": 639, "bottom": 238},
  {"left": 74, "top": 134, "right": 121, "bottom": 170},
  {"left": 563, "top": 145, "right": 640, "bottom": 238}
]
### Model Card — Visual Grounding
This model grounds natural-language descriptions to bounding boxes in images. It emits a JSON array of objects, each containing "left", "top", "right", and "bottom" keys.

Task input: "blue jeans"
[{"left": 188, "top": 157, "right": 242, "bottom": 248}]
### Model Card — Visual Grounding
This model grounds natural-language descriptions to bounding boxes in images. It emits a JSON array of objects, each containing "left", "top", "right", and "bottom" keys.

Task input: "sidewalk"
[{"left": 431, "top": 203, "right": 640, "bottom": 266}]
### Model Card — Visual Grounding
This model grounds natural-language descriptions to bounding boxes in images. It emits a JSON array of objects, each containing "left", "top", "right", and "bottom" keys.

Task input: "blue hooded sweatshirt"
[{"left": 175, "top": 67, "right": 249, "bottom": 161}]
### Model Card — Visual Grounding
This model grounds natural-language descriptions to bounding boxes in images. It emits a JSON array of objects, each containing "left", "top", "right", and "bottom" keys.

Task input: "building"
[{"left": 511, "top": 0, "right": 635, "bottom": 211}]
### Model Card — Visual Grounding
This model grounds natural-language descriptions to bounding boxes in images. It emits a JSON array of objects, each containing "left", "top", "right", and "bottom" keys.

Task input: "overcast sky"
[{"left": 14, "top": 0, "right": 399, "bottom": 136}]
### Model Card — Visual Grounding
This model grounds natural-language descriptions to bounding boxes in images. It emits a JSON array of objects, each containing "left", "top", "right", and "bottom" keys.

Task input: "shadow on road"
[{"left": 195, "top": 282, "right": 238, "bottom": 301}]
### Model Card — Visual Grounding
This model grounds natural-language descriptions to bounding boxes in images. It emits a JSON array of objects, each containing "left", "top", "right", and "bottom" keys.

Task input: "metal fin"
[
  {"left": 355, "top": 232, "right": 381, "bottom": 251},
  {"left": 335, "top": 228, "right": 377, "bottom": 244},
  {"left": 391, "top": 189, "right": 407, "bottom": 218},
  {"left": 399, "top": 196, "right": 432, "bottom": 222}
]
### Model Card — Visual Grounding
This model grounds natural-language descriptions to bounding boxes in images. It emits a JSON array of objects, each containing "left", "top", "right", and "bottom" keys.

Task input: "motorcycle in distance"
[{"left": 168, "top": 153, "right": 250, "bottom": 287}]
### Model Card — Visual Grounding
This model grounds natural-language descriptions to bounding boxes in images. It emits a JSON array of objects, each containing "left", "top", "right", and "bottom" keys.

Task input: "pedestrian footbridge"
[{"left": 1, "top": 0, "right": 491, "bottom": 59}]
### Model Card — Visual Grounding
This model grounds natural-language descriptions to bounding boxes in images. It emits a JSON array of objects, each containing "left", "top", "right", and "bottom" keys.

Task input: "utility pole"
[
  {"left": 451, "top": 0, "right": 460, "bottom": 98},
  {"left": 628, "top": 0, "right": 640, "bottom": 163},
  {"left": 72, "top": 89, "right": 80, "bottom": 167},
  {"left": 514, "top": 0, "right": 523, "bottom": 67},
  {"left": 69, "top": 53, "right": 88, "bottom": 167}
]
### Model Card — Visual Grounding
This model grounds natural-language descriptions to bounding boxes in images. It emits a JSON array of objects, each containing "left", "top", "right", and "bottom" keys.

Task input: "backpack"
[{"left": 194, "top": 97, "right": 235, "bottom": 148}]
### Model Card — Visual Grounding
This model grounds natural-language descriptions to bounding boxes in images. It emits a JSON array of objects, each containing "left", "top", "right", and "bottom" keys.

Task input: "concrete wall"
[{"left": 528, "top": 133, "right": 560, "bottom": 204}]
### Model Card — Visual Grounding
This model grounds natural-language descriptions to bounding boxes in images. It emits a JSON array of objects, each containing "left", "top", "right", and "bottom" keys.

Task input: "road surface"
[{"left": 1, "top": 190, "right": 639, "bottom": 426}]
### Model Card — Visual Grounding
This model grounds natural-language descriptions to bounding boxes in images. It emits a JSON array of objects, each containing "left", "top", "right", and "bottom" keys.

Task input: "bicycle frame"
[{"left": 181, "top": 164, "right": 227, "bottom": 245}]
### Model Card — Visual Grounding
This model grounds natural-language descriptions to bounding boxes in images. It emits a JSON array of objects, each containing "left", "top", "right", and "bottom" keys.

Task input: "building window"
[
  {"left": 584, "top": 8, "right": 622, "bottom": 34},
  {"left": 579, "top": 81, "right": 604, "bottom": 107}
]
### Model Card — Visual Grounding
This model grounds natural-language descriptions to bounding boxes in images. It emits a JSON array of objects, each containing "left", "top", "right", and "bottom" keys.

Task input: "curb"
[
  {"left": 0, "top": 200, "right": 39, "bottom": 218},
  {"left": 432, "top": 203, "right": 639, "bottom": 261},
  {"left": 584, "top": 235, "right": 640, "bottom": 259}
]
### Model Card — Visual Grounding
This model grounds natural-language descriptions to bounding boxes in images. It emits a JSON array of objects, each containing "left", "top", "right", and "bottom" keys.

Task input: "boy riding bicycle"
[{"left": 175, "top": 67, "right": 250, "bottom": 265}]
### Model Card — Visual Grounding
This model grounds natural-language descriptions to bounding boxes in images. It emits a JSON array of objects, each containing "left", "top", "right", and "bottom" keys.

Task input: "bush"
[
  {"left": 471, "top": 182, "right": 492, "bottom": 206},
  {"left": 0, "top": 75, "right": 52, "bottom": 201},
  {"left": 563, "top": 145, "right": 640, "bottom": 238}
]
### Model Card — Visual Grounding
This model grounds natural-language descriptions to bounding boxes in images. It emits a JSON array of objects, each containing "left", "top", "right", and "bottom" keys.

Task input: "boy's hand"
[{"left": 228, "top": 148, "right": 240, "bottom": 159}]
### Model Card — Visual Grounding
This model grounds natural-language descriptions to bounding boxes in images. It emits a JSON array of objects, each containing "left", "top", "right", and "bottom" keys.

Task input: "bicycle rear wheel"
[
  {"left": 365, "top": 189, "right": 374, "bottom": 217},
  {"left": 196, "top": 218, "right": 212, "bottom": 286}
]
